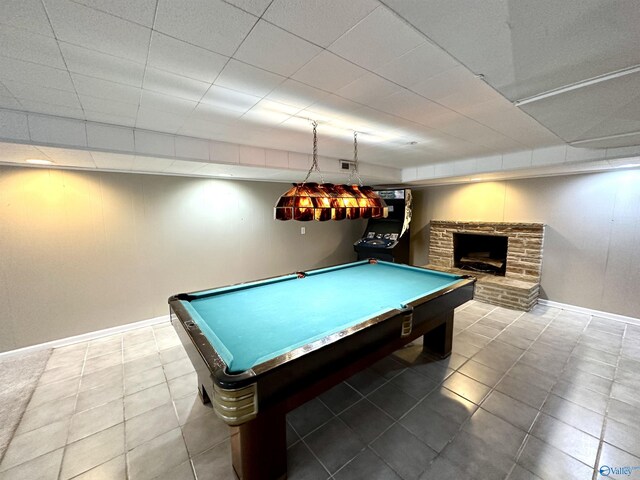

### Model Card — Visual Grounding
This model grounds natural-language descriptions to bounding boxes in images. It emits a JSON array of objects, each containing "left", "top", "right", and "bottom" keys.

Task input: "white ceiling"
[{"left": 0, "top": 0, "right": 637, "bottom": 180}]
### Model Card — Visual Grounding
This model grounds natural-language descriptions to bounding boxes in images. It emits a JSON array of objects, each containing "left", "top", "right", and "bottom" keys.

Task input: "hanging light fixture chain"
[
  {"left": 348, "top": 131, "right": 364, "bottom": 185},
  {"left": 302, "top": 120, "right": 324, "bottom": 184}
]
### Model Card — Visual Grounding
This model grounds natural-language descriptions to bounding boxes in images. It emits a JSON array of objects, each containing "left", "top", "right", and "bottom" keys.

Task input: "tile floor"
[{"left": 1, "top": 300, "right": 640, "bottom": 480}]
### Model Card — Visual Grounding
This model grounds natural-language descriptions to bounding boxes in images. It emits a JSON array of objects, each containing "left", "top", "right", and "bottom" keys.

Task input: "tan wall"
[
  {"left": 410, "top": 170, "right": 640, "bottom": 318},
  {"left": 0, "top": 166, "right": 365, "bottom": 352}
]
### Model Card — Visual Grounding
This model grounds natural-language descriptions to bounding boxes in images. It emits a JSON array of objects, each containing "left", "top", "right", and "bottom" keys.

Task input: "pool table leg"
[
  {"left": 230, "top": 404, "right": 287, "bottom": 480},
  {"left": 422, "top": 311, "right": 454, "bottom": 358}
]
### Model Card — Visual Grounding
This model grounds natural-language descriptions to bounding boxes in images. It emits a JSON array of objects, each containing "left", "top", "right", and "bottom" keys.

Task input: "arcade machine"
[{"left": 353, "top": 189, "right": 412, "bottom": 264}]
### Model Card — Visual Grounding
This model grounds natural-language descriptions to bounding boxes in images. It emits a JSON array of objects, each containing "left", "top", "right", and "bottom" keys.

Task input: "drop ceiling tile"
[
  {"left": 329, "top": 6, "right": 424, "bottom": 71},
  {"left": 174, "top": 136, "right": 210, "bottom": 161},
  {"left": 0, "top": 57, "right": 75, "bottom": 92},
  {"left": 134, "top": 131, "right": 175, "bottom": 157},
  {"left": 502, "top": 150, "right": 532, "bottom": 170},
  {"left": 86, "top": 123, "right": 135, "bottom": 152},
  {"left": 45, "top": 0, "right": 151, "bottom": 63},
  {"left": 0, "top": 26, "right": 65, "bottom": 69},
  {"left": 18, "top": 101, "right": 86, "bottom": 120},
  {"left": 225, "top": 0, "right": 272, "bottom": 16},
  {"left": 179, "top": 118, "right": 237, "bottom": 140},
  {"left": 288, "top": 152, "right": 310, "bottom": 170},
  {"left": 367, "top": 90, "right": 446, "bottom": 127},
  {"left": 189, "top": 103, "right": 244, "bottom": 125},
  {"left": 410, "top": 66, "right": 475, "bottom": 101},
  {"left": 239, "top": 145, "right": 266, "bottom": 166},
  {"left": 215, "top": 60, "right": 285, "bottom": 98},
  {"left": 266, "top": 79, "right": 329, "bottom": 110},
  {"left": 531, "top": 145, "right": 567, "bottom": 166},
  {"left": 265, "top": 149, "right": 288, "bottom": 168},
  {"left": 263, "top": 0, "right": 378, "bottom": 47},
  {"left": 0, "top": 110, "right": 29, "bottom": 141},
  {"left": 234, "top": 20, "right": 322, "bottom": 77},
  {"left": 91, "top": 152, "right": 135, "bottom": 170},
  {"left": 565, "top": 147, "right": 605, "bottom": 163},
  {"left": 336, "top": 73, "right": 402, "bottom": 105},
  {"left": 60, "top": 43, "right": 146, "bottom": 87},
  {"left": 71, "top": 0, "right": 157, "bottom": 27},
  {"left": 147, "top": 32, "right": 229, "bottom": 84},
  {"left": 0, "top": 0, "right": 55, "bottom": 37},
  {"left": 155, "top": 0, "right": 256, "bottom": 56},
  {"left": 36, "top": 147, "right": 96, "bottom": 168},
  {"left": 72, "top": 74, "right": 142, "bottom": 105},
  {"left": 3, "top": 82, "right": 81, "bottom": 109},
  {"left": 475, "top": 155, "right": 503, "bottom": 173},
  {"left": 28, "top": 115, "right": 87, "bottom": 147},
  {"left": 374, "top": 42, "right": 459, "bottom": 87},
  {"left": 519, "top": 73, "right": 640, "bottom": 143},
  {"left": 437, "top": 80, "right": 499, "bottom": 112},
  {"left": 163, "top": 159, "right": 206, "bottom": 174},
  {"left": 132, "top": 155, "right": 175, "bottom": 172},
  {"left": 79, "top": 95, "right": 140, "bottom": 118},
  {"left": 200, "top": 85, "right": 261, "bottom": 113},
  {"left": 139, "top": 88, "right": 199, "bottom": 116},
  {"left": 135, "top": 108, "right": 187, "bottom": 134},
  {"left": 211, "top": 141, "right": 240, "bottom": 164},
  {"left": 241, "top": 100, "right": 295, "bottom": 126},
  {"left": 84, "top": 111, "right": 137, "bottom": 128},
  {"left": 292, "top": 51, "right": 367, "bottom": 92},
  {"left": 0, "top": 96, "right": 21, "bottom": 109},
  {"left": 142, "top": 68, "right": 212, "bottom": 103},
  {"left": 0, "top": 142, "right": 50, "bottom": 164}
]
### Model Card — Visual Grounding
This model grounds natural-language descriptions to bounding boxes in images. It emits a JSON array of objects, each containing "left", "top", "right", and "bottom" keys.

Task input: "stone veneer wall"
[{"left": 428, "top": 221, "right": 545, "bottom": 310}]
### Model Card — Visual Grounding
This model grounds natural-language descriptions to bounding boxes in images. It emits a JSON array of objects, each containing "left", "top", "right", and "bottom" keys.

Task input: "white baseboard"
[
  {"left": 538, "top": 299, "right": 640, "bottom": 326},
  {"left": 0, "top": 314, "right": 171, "bottom": 360}
]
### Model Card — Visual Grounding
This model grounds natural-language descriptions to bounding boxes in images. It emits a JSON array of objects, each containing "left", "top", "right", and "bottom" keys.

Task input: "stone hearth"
[{"left": 427, "top": 221, "right": 545, "bottom": 311}]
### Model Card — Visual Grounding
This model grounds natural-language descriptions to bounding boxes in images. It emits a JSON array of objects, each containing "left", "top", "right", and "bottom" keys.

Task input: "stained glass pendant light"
[
  {"left": 335, "top": 132, "right": 388, "bottom": 220},
  {"left": 274, "top": 121, "right": 336, "bottom": 221},
  {"left": 274, "top": 124, "right": 388, "bottom": 221}
]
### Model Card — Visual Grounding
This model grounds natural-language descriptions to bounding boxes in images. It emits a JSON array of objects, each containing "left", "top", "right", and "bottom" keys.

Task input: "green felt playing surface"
[{"left": 183, "top": 261, "right": 462, "bottom": 373}]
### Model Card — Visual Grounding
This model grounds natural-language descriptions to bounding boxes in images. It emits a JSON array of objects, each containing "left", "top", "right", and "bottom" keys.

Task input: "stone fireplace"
[{"left": 428, "top": 221, "right": 545, "bottom": 311}]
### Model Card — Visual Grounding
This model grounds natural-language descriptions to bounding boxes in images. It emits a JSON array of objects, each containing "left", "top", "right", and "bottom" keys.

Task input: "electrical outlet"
[{"left": 301, "top": 227, "right": 305, "bottom": 235}]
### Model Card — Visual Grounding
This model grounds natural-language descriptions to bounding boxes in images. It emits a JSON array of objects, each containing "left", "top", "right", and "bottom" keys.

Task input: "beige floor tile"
[
  {"left": 124, "top": 365, "right": 165, "bottom": 395},
  {"left": 79, "top": 364, "right": 123, "bottom": 392},
  {"left": 181, "top": 412, "right": 229, "bottom": 457},
  {"left": 191, "top": 442, "right": 235, "bottom": 480},
  {"left": 127, "top": 428, "right": 189, "bottom": 480},
  {"left": 68, "top": 398, "right": 124, "bottom": 443},
  {"left": 173, "top": 394, "right": 213, "bottom": 426},
  {"left": 0, "top": 419, "right": 69, "bottom": 471},
  {"left": 15, "top": 395, "right": 76, "bottom": 436},
  {"left": 125, "top": 402, "right": 179, "bottom": 450},
  {"left": 124, "top": 383, "right": 171, "bottom": 420},
  {"left": 27, "top": 376, "right": 80, "bottom": 410},
  {"left": 69, "top": 454, "right": 126, "bottom": 480},
  {"left": 75, "top": 381, "right": 124, "bottom": 413},
  {"left": 0, "top": 448, "right": 63, "bottom": 480},
  {"left": 60, "top": 423, "right": 125, "bottom": 479},
  {"left": 168, "top": 372, "right": 197, "bottom": 400}
]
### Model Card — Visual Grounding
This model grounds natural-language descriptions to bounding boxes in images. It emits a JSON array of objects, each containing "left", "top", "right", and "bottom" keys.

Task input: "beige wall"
[
  {"left": 0, "top": 166, "right": 365, "bottom": 352},
  {"left": 410, "top": 170, "right": 640, "bottom": 318}
]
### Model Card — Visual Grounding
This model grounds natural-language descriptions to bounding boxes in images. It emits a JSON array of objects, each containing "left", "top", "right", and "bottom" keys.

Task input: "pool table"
[{"left": 169, "top": 260, "right": 475, "bottom": 480}]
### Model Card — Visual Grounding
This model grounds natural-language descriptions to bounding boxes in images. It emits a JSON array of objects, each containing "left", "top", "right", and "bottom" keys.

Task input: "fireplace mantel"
[{"left": 428, "top": 221, "right": 545, "bottom": 310}]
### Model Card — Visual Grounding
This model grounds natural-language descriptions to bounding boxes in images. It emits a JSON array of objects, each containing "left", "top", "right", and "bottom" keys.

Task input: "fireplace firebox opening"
[{"left": 453, "top": 233, "right": 508, "bottom": 276}]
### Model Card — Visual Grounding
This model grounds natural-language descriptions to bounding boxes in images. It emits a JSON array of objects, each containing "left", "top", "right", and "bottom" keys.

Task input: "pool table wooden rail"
[{"left": 170, "top": 267, "right": 474, "bottom": 480}]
